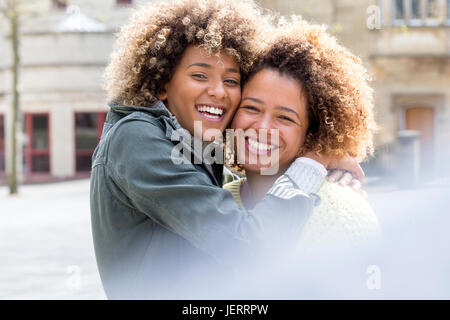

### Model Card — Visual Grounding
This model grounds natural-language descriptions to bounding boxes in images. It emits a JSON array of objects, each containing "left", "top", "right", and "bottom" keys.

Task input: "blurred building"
[
  {"left": 0, "top": 0, "right": 141, "bottom": 182},
  {"left": 0, "top": 0, "right": 449, "bottom": 183}
]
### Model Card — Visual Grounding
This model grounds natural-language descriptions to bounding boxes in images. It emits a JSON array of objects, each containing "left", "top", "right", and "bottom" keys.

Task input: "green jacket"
[{"left": 90, "top": 101, "right": 322, "bottom": 299}]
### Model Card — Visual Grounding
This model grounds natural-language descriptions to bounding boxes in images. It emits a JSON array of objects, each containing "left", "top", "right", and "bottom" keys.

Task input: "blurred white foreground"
[{"left": 0, "top": 178, "right": 449, "bottom": 299}]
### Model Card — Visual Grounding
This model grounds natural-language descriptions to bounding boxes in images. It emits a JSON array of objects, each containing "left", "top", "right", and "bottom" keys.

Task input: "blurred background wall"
[{"left": 0, "top": 0, "right": 449, "bottom": 185}]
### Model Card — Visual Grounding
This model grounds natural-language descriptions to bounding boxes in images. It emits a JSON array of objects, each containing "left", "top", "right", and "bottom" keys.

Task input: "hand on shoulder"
[{"left": 303, "top": 151, "right": 367, "bottom": 199}]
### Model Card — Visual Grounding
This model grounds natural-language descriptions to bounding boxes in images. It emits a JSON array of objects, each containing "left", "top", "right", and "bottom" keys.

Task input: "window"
[
  {"left": 424, "top": 0, "right": 440, "bottom": 25},
  {"left": 53, "top": 0, "right": 67, "bottom": 10},
  {"left": 23, "top": 114, "right": 50, "bottom": 173},
  {"left": 411, "top": 0, "right": 421, "bottom": 19},
  {"left": 392, "top": 0, "right": 405, "bottom": 24},
  {"left": 0, "top": 115, "right": 5, "bottom": 172},
  {"left": 391, "top": 0, "right": 446, "bottom": 26},
  {"left": 75, "top": 112, "right": 106, "bottom": 172},
  {"left": 408, "top": 0, "right": 422, "bottom": 26},
  {"left": 116, "top": 0, "right": 132, "bottom": 6},
  {"left": 446, "top": 0, "right": 450, "bottom": 21},
  {"left": 425, "top": 0, "right": 438, "bottom": 18}
]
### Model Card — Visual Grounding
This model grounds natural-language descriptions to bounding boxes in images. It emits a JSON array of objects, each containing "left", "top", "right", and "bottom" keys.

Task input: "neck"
[{"left": 242, "top": 168, "right": 286, "bottom": 210}]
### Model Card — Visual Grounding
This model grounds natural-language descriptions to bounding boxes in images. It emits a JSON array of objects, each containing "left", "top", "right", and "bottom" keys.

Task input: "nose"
[
  {"left": 250, "top": 114, "right": 277, "bottom": 142},
  {"left": 254, "top": 113, "right": 273, "bottom": 131},
  {"left": 207, "top": 80, "right": 226, "bottom": 100}
]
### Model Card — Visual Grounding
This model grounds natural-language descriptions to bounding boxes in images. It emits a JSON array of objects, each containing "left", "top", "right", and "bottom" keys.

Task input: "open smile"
[
  {"left": 195, "top": 104, "right": 226, "bottom": 122},
  {"left": 245, "top": 136, "right": 279, "bottom": 156}
]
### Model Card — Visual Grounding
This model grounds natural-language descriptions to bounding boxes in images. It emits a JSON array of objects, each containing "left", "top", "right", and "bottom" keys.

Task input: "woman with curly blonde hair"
[{"left": 224, "top": 19, "right": 380, "bottom": 250}]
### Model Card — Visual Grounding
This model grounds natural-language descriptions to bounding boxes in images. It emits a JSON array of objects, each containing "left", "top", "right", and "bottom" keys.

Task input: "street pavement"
[
  {"left": 0, "top": 179, "right": 105, "bottom": 299},
  {"left": 1, "top": 177, "right": 449, "bottom": 299}
]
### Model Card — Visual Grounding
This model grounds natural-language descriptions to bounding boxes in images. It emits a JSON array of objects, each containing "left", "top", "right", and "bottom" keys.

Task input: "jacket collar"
[
  {"left": 108, "top": 100, "right": 171, "bottom": 120},
  {"left": 107, "top": 100, "right": 223, "bottom": 186}
]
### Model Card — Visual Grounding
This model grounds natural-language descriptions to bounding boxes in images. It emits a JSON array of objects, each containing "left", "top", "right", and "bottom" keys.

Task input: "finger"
[
  {"left": 344, "top": 160, "right": 364, "bottom": 184},
  {"left": 329, "top": 156, "right": 365, "bottom": 184},
  {"left": 353, "top": 163, "right": 365, "bottom": 184},
  {"left": 327, "top": 170, "right": 344, "bottom": 182},
  {"left": 338, "top": 172, "right": 353, "bottom": 186},
  {"left": 350, "top": 179, "right": 361, "bottom": 191},
  {"left": 360, "top": 190, "right": 368, "bottom": 200}
]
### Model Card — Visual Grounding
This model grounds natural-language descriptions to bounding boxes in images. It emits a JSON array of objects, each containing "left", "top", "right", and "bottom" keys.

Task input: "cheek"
[
  {"left": 230, "top": 110, "right": 251, "bottom": 130},
  {"left": 230, "top": 109, "right": 243, "bottom": 129},
  {"left": 229, "top": 89, "right": 242, "bottom": 111},
  {"left": 230, "top": 117, "right": 238, "bottom": 130},
  {"left": 171, "top": 77, "right": 198, "bottom": 98},
  {"left": 296, "top": 130, "right": 306, "bottom": 145},
  {"left": 283, "top": 127, "right": 306, "bottom": 154}
]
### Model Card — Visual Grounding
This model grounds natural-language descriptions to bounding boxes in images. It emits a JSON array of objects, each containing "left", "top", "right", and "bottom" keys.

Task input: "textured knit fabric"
[{"left": 223, "top": 178, "right": 380, "bottom": 250}]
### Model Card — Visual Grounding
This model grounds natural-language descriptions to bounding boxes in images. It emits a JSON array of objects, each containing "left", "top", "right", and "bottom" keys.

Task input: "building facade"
[
  {"left": 1, "top": 0, "right": 449, "bottom": 183},
  {"left": 0, "top": 0, "right": 142, "bottom": 182}
]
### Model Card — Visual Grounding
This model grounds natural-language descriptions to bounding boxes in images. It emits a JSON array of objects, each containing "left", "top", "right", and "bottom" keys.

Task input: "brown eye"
[
  {"left": 224, "top": 79, "right": 240, "bottom": 86},
  {"left": 242, "top": 105, "right": 259, "bottom": 112},
  {"left": 279, "top": 115, "right": 294, "bottom": 122},
  {"left": 192, "top": 73, "right": 207, "bottom": 80}
]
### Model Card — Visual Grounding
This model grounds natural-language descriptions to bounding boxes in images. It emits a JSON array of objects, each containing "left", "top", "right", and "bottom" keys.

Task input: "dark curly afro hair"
[
  {"left": 103, "top": 0, "right": 270, "bottom": 107},
  {"left": 247, "top": 18, "right": 377, "bottom": 162}
]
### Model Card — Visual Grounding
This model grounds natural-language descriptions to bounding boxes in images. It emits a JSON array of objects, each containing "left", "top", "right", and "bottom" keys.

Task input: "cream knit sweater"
[{"left": 223, "top": 178, "right": 380, "bottom": 251}]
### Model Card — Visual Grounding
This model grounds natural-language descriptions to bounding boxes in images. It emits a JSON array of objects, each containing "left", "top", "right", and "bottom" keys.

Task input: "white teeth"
[
  {"left": 202, "top": 113, "right": 219, "bottom": 119},
  {"left": 248, "top": 138, "right": 273, "bottom": 151},
  {"left": 197, "top": 105, "right": 224, "bottom": 116}
]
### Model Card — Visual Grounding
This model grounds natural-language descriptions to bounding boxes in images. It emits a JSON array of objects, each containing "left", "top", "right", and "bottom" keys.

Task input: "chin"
[
  {"left": 242, "top": 163, "right": 269, "bottom": 173},
  {"left": 201, "top": 122, "right": 228, "bottom": 139},
  {"left": 190, "top": 117, "right": 226, "bottom": 141},
  {"left": 201, "top": 135, "right": 221, "bottom": 142}
]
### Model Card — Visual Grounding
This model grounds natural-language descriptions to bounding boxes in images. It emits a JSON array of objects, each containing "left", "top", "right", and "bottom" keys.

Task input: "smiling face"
[
  {"left": 159, "top": 45, "right": 242, "bottom": 140},
  {"left": 230, "top": 68, "right": 309, "bottom": 174}
]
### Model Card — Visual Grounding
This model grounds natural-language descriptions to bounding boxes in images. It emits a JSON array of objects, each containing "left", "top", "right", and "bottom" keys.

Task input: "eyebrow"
[
  {"left": 241, "top": 97, "right": 301, "bottom": 121},
  {"left": 241, "top": 97, "right": 264, "bottom": 104},
  {"left": 275, "top": 106, "right": 301, "bottom": 121},
  {"left": 187, "top": 63, "right": 240, "bottom": 74}
]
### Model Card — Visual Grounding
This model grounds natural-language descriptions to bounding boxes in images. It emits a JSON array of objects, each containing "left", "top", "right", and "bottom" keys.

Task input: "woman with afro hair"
[
  {"left": 90, "top": 0, "right": 364, "bottom": 298},
  {"left": 225, "top": 18, "right": 380, "bottom": 252}
]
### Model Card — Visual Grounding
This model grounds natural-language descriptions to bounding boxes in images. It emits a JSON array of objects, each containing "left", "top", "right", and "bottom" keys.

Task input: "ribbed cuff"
[{"left": 285, "top": 157, "right": 327, "bottom": 194}]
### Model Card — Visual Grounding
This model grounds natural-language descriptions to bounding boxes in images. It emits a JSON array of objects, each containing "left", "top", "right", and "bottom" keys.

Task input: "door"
[
  {"left": 24, "top": 113, "right": 51, "bottom": 173},
  {"left": 75, "top": 112, "right": 107, "bottom": 172},
  {"left": 0, "top": 115, "right": 5, "bottom": 172},
  {"left": 405, "top": 106, "right": 435, "bottom": 178}
]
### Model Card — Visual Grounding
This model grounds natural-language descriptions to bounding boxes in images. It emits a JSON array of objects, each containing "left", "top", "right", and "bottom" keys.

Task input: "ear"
[
  {"left": 158, "top": 91, "right": 167, "bottom": 101},
  {"left": 158, "top": 83, "right": 169, "bottom": 101}
]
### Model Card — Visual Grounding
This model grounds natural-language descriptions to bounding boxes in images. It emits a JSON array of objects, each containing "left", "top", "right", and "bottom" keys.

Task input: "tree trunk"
[{"left": 8, "top": 5, "right": 20, "bottom": 195}]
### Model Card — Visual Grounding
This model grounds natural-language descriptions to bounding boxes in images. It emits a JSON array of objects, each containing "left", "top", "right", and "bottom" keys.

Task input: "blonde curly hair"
[
  {"left": 103, "top": 0, "right": 269, "bottom": 107},
  {"left": 248, "top": 18, "right": 377, "bottom": 162}
]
